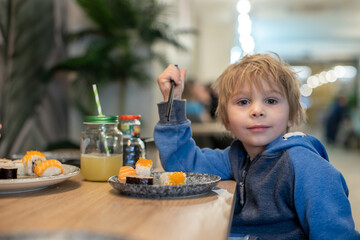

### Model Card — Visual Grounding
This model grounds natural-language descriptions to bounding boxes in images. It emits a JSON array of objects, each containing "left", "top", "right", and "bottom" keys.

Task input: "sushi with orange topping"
[
  {"left": 160, "top": 172, "right": 187, "bottom": 186},
  {"left": 119, "top": 159, "right": 155, "bottom": 185},
  {"left": 21, "top": 151, "right": 46, "bottom": 176},
  {"left": 34, "top": 159, "right": 63, "bottom": 177},
  {"left": 118, "top": 166, "right": 136, "bottom": 182},
  {"left": 135, "top": 157, "right": 153, "bottom": 177}
]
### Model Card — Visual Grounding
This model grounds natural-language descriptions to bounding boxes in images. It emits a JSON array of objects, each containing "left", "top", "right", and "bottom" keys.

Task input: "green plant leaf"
[
  {"left": 0, "top": 0, "right": 55, "bottom": 155},
  {"left": 0, "top": 0, "right": 194, "bottom": 156}
]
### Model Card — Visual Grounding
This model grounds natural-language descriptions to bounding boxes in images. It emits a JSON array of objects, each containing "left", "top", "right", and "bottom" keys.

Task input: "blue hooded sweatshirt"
[{"left": 154, "top": 100, "right": 360, "bottom": 240}]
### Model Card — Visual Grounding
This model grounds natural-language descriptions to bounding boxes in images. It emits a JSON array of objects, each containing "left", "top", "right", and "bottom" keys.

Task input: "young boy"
[{"left": 154, "top": 53, "right": 359, "bottom": 239}]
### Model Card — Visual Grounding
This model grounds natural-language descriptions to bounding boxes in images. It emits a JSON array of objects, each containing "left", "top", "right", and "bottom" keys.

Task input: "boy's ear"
[
  {"left": 224, "top": 121, "right": 231, "bottom": 131},
  {"left": 287, "top": 119, "right": 293, "bottom": 128}
]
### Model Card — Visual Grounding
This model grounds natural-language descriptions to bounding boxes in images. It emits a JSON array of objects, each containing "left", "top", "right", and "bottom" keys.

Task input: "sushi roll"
[
  {"left": 0, "top": 159, "right": 14, "bottom": 168},
  {"left": 160, "top": 172, "right": 187, "bottom": 186},
  {"left": 126, "top": 175, "right": 153, "bottom": 185},
  {"left": 13, "top": 159, "right": 25, "bottom": 176},
  {"left": 21, "top": 151, "right": 46, "bottom": 176},
  {"left": 118, "top": 166, "right": 136, "bottom": 182},
  {"left": 34, "top": 159, "right": 63, "bottom": 177},
  {"left": 0, "top": 166, "right": 18, "bottom": 179},
  {"left": 135, "top": 158, "right": 153, "bottom": 177}
]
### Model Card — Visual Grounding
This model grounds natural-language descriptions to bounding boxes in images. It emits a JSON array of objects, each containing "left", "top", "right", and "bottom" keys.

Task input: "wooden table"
[{"left": 0, "top": 174, "right": 236, "bottom": 240}]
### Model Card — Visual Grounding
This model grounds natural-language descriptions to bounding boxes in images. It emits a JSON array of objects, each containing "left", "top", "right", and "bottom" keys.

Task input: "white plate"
[{"left": 0, "top": 164, "right": 80, "bottom": 194}]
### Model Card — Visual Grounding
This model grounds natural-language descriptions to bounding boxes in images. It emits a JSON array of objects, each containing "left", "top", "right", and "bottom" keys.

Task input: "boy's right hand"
[{"left": 157, "top": 65, "right": 187, "bottom": 102}]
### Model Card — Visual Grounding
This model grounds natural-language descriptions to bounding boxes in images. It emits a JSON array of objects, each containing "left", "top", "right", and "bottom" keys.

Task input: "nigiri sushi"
[
  {"left": 160, "top": 172, "right": 186, "bottom": 186},
  {"left": 118, "top": 166, "right": 136, "bottom": 182},
  {"left": 135, "top": 158, "right": 153, "bottom": 177},
  {"left": 22, "top": 151, "right": 46, "bottom": 176},
  {"left": 34, "top": 159, "right": 63, "bottom": 177}
]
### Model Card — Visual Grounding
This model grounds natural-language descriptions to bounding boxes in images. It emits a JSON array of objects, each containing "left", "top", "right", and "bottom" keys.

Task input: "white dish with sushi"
[
  {"left": 0, "top": 164, "right": 79, "bottom": 194},
  {"left": 108, "top": 172, "right": 221, "bottom": 199}
]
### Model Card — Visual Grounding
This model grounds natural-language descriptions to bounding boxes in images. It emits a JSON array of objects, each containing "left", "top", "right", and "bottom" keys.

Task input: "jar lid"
[
  {"left": 120, "top": 115, "right": 141, "bottom": 120},
  {"left": 84, "top": 115, "right": 119, "bottom": 123}
]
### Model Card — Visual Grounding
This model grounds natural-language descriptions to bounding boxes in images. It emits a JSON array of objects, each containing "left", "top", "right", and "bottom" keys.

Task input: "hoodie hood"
[{"left": 264, "top": 132, "right": 329, "bottom": 161}]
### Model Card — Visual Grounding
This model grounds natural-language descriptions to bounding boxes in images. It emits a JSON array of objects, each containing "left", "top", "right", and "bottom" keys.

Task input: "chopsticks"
[{"left": 166, "top": 64, "right": 178, "bottom": 121}]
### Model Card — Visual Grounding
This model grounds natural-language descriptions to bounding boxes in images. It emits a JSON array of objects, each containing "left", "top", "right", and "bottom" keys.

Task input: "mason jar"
[{"left": 80, "top": 115, "right": 123, "bottom": 181}]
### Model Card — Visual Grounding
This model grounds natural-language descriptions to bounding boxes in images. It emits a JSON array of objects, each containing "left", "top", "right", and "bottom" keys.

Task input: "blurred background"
[{"left": 0, "top": 0, "right": 359, "bottom": 228}]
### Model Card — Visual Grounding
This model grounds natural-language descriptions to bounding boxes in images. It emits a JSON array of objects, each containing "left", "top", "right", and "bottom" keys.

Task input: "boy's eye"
[
  {"left": 237, "top": 99, "right": 250, "bottom": 105},
  {"left": 265, "top": 98, "right": 277, "bottom": 104}
]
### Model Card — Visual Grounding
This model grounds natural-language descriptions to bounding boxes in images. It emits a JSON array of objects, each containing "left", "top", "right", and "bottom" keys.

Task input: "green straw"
[
  {"left": 92, "top": 84, "right": 110, "bottom": 156},
  {"left": 92, "top": 84, "right": 103, "bottom": 116}
]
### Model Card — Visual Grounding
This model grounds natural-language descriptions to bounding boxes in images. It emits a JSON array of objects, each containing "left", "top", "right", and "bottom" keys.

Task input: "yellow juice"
[{"left": 81, "top": 153, "right": 123, "bottom": 181}]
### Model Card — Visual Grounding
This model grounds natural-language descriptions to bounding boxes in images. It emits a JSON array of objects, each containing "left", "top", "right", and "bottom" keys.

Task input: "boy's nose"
[
  {"left": 250, "top": 104, "right": 265, "bottom": 118},
  {"left": 251, "top": 112, "right": 264, "bottom": 117}
]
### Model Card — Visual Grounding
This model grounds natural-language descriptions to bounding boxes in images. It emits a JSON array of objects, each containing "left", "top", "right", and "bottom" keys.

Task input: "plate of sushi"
[
  {"left": 0, "top": 151, "right": 80, "bottom": 194},
  {"left": 108, "top": 158, "right": 221, "bottom": 198}
]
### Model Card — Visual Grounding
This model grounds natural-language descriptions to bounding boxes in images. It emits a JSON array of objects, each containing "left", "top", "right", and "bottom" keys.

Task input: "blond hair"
[{"left": 212, "top": 53, "right": 305, "bottom": 128}]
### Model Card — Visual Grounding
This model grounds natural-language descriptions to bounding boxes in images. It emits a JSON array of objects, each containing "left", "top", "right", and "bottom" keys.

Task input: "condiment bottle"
[
  {"left": 120, "top": 115, "right": 145, "bottom": 168},
  {"left": 80, "top": 115, "right": 123, "bottom": 181}
]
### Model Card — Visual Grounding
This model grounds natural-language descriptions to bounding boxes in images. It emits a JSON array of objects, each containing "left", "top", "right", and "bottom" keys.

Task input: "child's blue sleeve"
[
  {"left": 154, "top": 100, "right": 232, "bottom": 180},
  {"left": 290, "top": 147, "right": 360, "bottom": 239}
]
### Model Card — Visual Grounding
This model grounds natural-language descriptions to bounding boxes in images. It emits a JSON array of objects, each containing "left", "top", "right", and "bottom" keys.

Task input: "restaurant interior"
[{"left": 0, "top": 0, "right": 359, "bottom": 238}]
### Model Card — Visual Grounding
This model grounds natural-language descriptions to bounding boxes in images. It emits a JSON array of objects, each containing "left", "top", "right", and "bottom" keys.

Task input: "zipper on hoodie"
[{"left": 239, "top": 155, "right": 252, "bottom": 207}]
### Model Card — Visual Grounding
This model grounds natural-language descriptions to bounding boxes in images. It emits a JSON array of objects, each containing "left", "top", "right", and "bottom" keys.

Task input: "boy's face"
[{"left": 225, "top": 80, "right": 291, "bottom": 159}]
